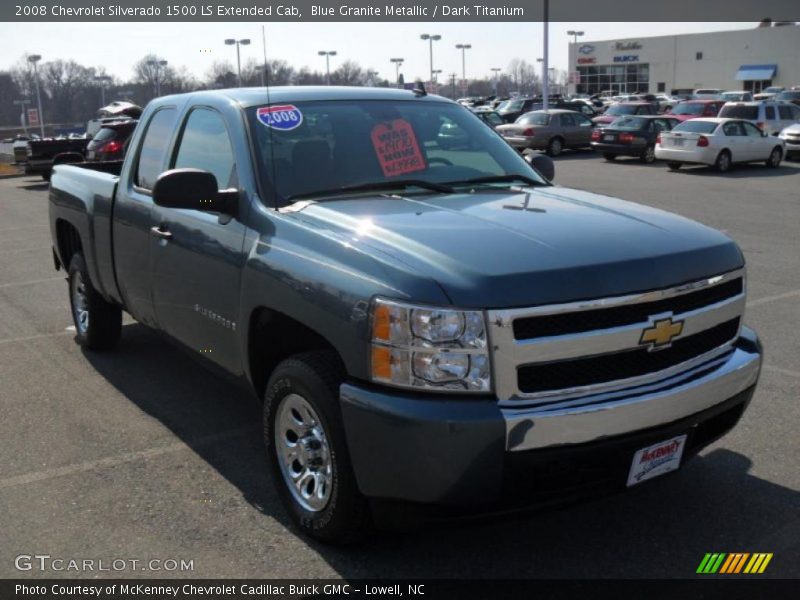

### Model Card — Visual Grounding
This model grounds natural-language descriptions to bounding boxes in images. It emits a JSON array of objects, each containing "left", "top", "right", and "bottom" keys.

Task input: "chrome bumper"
[{"left": 502, "top": 330, "right": 761, "bottom": 452}]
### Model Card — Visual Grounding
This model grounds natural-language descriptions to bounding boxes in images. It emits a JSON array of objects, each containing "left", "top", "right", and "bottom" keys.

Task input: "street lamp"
[
  {"left": 389, "top": 57, "right": 404, "bottom": 86},
  {"left": 12, "top": 99, "right": 31, "bottom": 134},
  {"left": 420, "top": 34, "right": 441, "bottom": 86},
  {"left": 94, "top": 75, "right": 111, "bottom": 106},
  {"left": 490, "top": 67, "right": 502, "bottom": 94},
  {"left": 432, "top": 69, "right": 443, "bottom": 84},
  {"left": 146, "top": 58, "right": 168, "bottom": 97},
  {"left": 318, "top": 50, "right": 337, "bottom": 85},
  {"left": 566, "top": 30, "right": 585, "bottom": 46},
  {"left": 224, "top": 38, "right": 251, "bottom": 87},
  {"left": 455, "top": 43, "right": 471, "bottom": 95},
  {"left": 27, "top": 54, "right": 45, "bottom": 137}
]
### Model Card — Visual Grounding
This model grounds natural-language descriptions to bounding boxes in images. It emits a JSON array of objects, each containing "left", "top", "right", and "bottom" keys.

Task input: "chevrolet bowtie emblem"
[{"left": 640, "top": 316, "right": 684, "bottom": 351}]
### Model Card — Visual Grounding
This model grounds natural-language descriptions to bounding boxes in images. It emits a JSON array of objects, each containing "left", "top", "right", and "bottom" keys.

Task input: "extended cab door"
[
  {"left": 149, "top": 107, "right": 248, "bottom": 374},
  {"left": 112, "top": 107, "right": 179, "bottom": 327}
]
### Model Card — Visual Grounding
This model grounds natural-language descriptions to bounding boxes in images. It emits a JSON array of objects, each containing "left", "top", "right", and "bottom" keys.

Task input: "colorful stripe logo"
[{"left": 696, "top": 553, "right": 773, "bottom": 574}]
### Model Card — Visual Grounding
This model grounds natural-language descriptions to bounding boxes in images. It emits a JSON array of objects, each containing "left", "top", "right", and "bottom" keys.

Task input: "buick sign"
[{"left": 613, "top": 55, "right": 639, "bottom": 63}]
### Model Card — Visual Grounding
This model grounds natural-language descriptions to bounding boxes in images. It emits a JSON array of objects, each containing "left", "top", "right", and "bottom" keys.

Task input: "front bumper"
[{"left": 339, "top": 327, "right": 761, "bottom": 506}]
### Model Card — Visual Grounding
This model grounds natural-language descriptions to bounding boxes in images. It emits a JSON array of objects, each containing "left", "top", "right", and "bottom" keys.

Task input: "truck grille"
[
  {"left": 517, "top": 318, "right": 739, "bottom": 394},
  {"left": 513, "top": 278, "right": 742, "bottom": 340},
  {"left": 487, "top": 269, "right": 746, "bottom": 404}
]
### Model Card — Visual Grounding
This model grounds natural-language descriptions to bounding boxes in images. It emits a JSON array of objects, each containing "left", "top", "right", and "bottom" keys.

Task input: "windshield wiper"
[
  {"left": 444, "top": 174, "right": 544, "bottom": 188},
  {"left": 288, "top": 179, "right": 454, "bottom": 201}
]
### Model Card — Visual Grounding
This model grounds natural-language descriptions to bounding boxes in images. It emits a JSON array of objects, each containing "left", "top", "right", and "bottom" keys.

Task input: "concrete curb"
[{"left": 0, "top": 172, "right": 29, "bottom": 180}]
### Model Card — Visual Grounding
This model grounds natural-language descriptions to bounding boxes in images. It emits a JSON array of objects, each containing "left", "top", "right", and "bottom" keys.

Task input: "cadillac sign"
[{"left": 613, "top": 41, "right": 642, "bottom": 51}]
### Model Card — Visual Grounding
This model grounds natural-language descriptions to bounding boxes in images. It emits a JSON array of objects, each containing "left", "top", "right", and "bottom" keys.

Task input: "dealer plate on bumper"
[{"left": 627, "top": 434, "right": 687, "bottom": 487}]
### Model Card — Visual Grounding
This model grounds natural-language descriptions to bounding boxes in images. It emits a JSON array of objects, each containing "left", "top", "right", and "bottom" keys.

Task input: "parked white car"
[
  {"left": 718, "top": 100, "right": 800, "bottom": 136},
  {"left": 655, "top": 118, "right": 785, "bottom": 172},
  {"left": 655, "top": 94, "right": 679, "bottom": 112},
  {"left": 693, "top": 88, "right": 723, "bottom": 100},
  {"left": 778, "top": 123, "right": 800, "bottom": 159},
  {"left": 720, "top": 91, "right": 753, "bottom": 102}
]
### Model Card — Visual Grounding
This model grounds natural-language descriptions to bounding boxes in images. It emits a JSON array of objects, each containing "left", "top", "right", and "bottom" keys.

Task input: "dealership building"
[{"left": 568, "top": 24, "right": 800, "bottom": 96}]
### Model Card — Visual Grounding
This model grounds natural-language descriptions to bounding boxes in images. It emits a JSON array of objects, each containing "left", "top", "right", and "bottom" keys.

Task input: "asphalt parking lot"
[{"left": 0, "top": 155, "right": 798, "bottom": 579}]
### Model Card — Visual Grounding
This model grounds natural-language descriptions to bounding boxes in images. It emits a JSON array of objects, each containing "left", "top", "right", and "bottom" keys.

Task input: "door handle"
[{"left": 150, "top": 225, "right": 172, "bottom": 240}]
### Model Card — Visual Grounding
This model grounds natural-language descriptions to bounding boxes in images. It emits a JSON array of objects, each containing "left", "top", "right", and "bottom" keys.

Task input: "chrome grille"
[{"left": 487, "top": 269, "right": 745, "bottom": 405}]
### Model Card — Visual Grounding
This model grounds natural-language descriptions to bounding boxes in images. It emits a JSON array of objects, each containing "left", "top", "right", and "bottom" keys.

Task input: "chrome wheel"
[
  {"left": 643, "top": 145, "right": 656, "bottom": 163},
  {"left": 768, "top": 148, "right": 782, "bottom": 167},
  {"left": 716, "top": 152, "right": 731, "bottom": 172},
  {"left": 274, "top": 393, "right": 332, "bottom": 512},
  {"left": 71, "top": 270, "right": 90, "bottom": 334}
]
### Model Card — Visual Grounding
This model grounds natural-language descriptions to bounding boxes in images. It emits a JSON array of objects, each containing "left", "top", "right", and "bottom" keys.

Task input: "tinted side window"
[
  {"left": 765, "top": 106, "right": 776, "bottom": 120},
  {"left": 559, "top": 114, "right": 576, "bottom": 127},
  {"left": 742, "top": 122, "right": 763, "bottom": 137},
  {"left": 173, "top": 109, "right": 237, "bottom": 188},
  {"left": 136, "top": 108, "right": 178, "bottom": 189},
  {"left": 778, "top": 105, "right": 794, "bottom": 119}
]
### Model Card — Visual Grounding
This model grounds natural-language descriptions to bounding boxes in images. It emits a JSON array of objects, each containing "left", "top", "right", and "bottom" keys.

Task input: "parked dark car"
[
  {"left": 591, "top": 115, "right": 681, "bottom": 163},
  {"left": 496, "top": 97, "right": 539, "bottom": 122},
  {"left": 85, "top": 120, "right": 138, "bottom": 161},
  {"left": 592, "top": 102, "right": 657, "bottom": 127},
  {"left": 26, "top": 136, "right": 89, "bottom": 181},
  {"left": 475, "top": 110, "right": 505, "bottom": 128},
  {"left": 497, "top": 109, "right": 595, "bottom": 156}
]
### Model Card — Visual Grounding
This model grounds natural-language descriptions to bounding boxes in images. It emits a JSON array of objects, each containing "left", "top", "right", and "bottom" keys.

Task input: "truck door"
[
  {"left": 149, "top": 107, "right": 248, "bottom": 374},
  {"left": 113, "top": 107, "right": 178, "bottom": 327}
]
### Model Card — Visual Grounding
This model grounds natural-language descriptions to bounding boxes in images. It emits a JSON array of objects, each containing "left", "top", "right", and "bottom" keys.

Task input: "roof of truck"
[{"left": 160, "top": 86, "right": 454, "bottom": 108}]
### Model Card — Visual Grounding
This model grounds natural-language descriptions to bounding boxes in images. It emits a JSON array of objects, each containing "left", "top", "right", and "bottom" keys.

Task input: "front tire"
[
  {"left": 68, "top": 253, "right": 121, "bottom": 350},
  {"left": 766, "top": 146, "right": 782, "bottom": 168},
  {"left": 263, "top": 351, "right": 371, "bottom": 543}
]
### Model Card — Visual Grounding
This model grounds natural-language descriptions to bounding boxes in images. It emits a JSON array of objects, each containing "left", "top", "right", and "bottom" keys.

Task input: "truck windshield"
[{"left": 246, "top": 99, "right": 543, "bottom": 204}]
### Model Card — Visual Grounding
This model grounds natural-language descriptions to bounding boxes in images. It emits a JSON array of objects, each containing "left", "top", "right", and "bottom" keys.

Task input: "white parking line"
[
  {"left": 0, "top": 331, "right": 71, "bottom": 346},
  {"left": 763, "top": 365, "right": 800, "bottom": 380},
  {"left": 747, "top": 289, "right": 800, "bottom": 308},
  {"left": 0, "top": 276, "right": 63, "bottom": 290},
  {"left": 0, "top": 426, "right": 256, "bottom": 491}
]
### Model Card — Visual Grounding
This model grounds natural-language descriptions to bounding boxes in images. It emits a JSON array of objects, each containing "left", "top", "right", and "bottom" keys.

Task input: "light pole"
[
  {"left": 566, "top": 30, "right": 584, "bottom": 46},
  {"left": 28, "top": 54, "right": 45, "bottom": 138},
  {"left": 94, "top": 75, "right": 111, "bottom": 106},
  {"left": 367, "top": 70, "right": 379, "bottom": 87},
  {"left": 491, "top": 67, "right": 502, "bottom": 95},
  {"left": 13, "top": 99, "right": 30, "bottom": 134},
  {"left": 389, "top": 57, "right": 404, "bottom": 86},
  {"left": 455, "top": 43, "right": 471, "bottom": 95},
  {"left": 225, "top": 38, "right": 251, "bottom": 87},
  {"left": 420, "top": 34, "right": 441, "bottom": 86},
  {"left": 432, "top": 69, "right": 443, "bottom": 85},
  {"left": 536, "top": 58, "right": 544, "bottom": 96},
  {"left": 318, "top": 50, "right": 337, "bottom": 85},
  {"left": 146, "top": 58, "right": 168, "bottom": 97},
  {"left": 541, "top": 0, "right": 550, "bottom": 110}
]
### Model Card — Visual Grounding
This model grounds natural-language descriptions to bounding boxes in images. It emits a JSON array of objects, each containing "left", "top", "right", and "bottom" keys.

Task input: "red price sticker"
[{"left": 370, "top": 119, "right": 426, "bottom": 177}]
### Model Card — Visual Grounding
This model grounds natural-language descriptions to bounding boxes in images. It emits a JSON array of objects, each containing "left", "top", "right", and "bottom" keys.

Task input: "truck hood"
[{"left": 289, "top": 186, "right": 743, "bottom": 308}]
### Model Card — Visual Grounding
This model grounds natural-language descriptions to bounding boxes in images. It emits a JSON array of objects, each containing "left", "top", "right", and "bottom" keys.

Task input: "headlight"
[{"left": 370, "top": 298, "right": 491, "bottom": 393}]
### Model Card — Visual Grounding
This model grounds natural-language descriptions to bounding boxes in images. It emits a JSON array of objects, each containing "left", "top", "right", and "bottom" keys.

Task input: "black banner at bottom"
[{"left": 4, "top": 579, "right": 800, "bottom": 600}]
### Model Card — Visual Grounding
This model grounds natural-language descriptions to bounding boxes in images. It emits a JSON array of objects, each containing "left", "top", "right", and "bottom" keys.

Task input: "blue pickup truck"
[{"left": 49, "top": 87, "right": 762, "bottom": 542}]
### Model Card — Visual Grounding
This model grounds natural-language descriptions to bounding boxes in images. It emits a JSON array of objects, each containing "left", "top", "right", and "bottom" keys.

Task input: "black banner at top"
[{"left": 2, "top": 0, "right": 800, "bottom": 22}]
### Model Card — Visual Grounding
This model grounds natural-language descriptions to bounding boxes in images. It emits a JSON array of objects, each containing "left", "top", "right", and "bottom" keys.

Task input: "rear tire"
[
  {"left": 263, "top": 350, "right": 371, "bottom": 544},
  {"left": 667, "top": 162, "right": 682, "bottom": 171},
  {"left": 68, "top": 253, "right": 122, "bottom": 351},
  {"left": 546, "top": 137, "right": 563, "bottom": 157},
  {"left": 602, "top": 153, "right": 617, "bottom": 161},
  {"left": 640, "top": 145, "right": 656, "bottom": 163},
  {"left": 766, "top": 146, "right": 782, "bottom": 168},
  {"left": 714, "top": 150, "right": 732, "bottom": 173}
]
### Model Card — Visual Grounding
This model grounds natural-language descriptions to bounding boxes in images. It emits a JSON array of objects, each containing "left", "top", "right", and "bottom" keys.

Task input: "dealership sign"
[
  {"left": 614, "top": 41, "right": 642, "bottom": 51},
  {"left": 578, "top": 44, "right": 594, "bottom": 54},
  {"left": 577, "top": 57, "right": 596, "bottom": 64},
  {"left": 614, "top": 55, "right": 639, "bottom": 63}
]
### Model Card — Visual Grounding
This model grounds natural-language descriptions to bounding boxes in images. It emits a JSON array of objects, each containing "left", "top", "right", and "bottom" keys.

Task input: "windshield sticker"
[
  {"left": 256, "top": 105, "right": 303, "bottom": 131},
  {"left": 370, "top": 119, "right": 426, "bottom": 177}
]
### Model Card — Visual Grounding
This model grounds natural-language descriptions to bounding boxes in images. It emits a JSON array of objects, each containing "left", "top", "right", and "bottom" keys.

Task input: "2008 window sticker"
[{"left": 256, "top": 104, "right": 304, "bottom": 130}]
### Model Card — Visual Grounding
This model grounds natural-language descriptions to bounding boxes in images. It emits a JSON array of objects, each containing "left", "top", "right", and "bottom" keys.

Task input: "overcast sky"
[{"left": 0, "top": 22, "right": 753, "bottom": 83}]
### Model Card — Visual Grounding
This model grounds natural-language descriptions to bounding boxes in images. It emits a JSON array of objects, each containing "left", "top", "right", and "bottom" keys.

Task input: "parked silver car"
[{"left": 496, "top": 109, "right": 595, "bottom": 156}]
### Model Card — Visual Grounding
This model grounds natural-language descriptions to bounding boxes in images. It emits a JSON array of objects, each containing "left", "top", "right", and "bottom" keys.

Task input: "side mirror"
[
  {"left": 152, "top": 168, "right": 237, "bottom": 214},
  {"left": 526, "top": 153, "right": 555, "bottom": 181}
]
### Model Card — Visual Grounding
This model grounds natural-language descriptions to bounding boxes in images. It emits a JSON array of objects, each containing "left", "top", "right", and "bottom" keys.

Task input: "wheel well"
[
  {"left": 55, "top": 219, "right": 82, "bottom": 270},
  {"left": 248, "top": 307, "right": 340, "bottom": 400}
]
